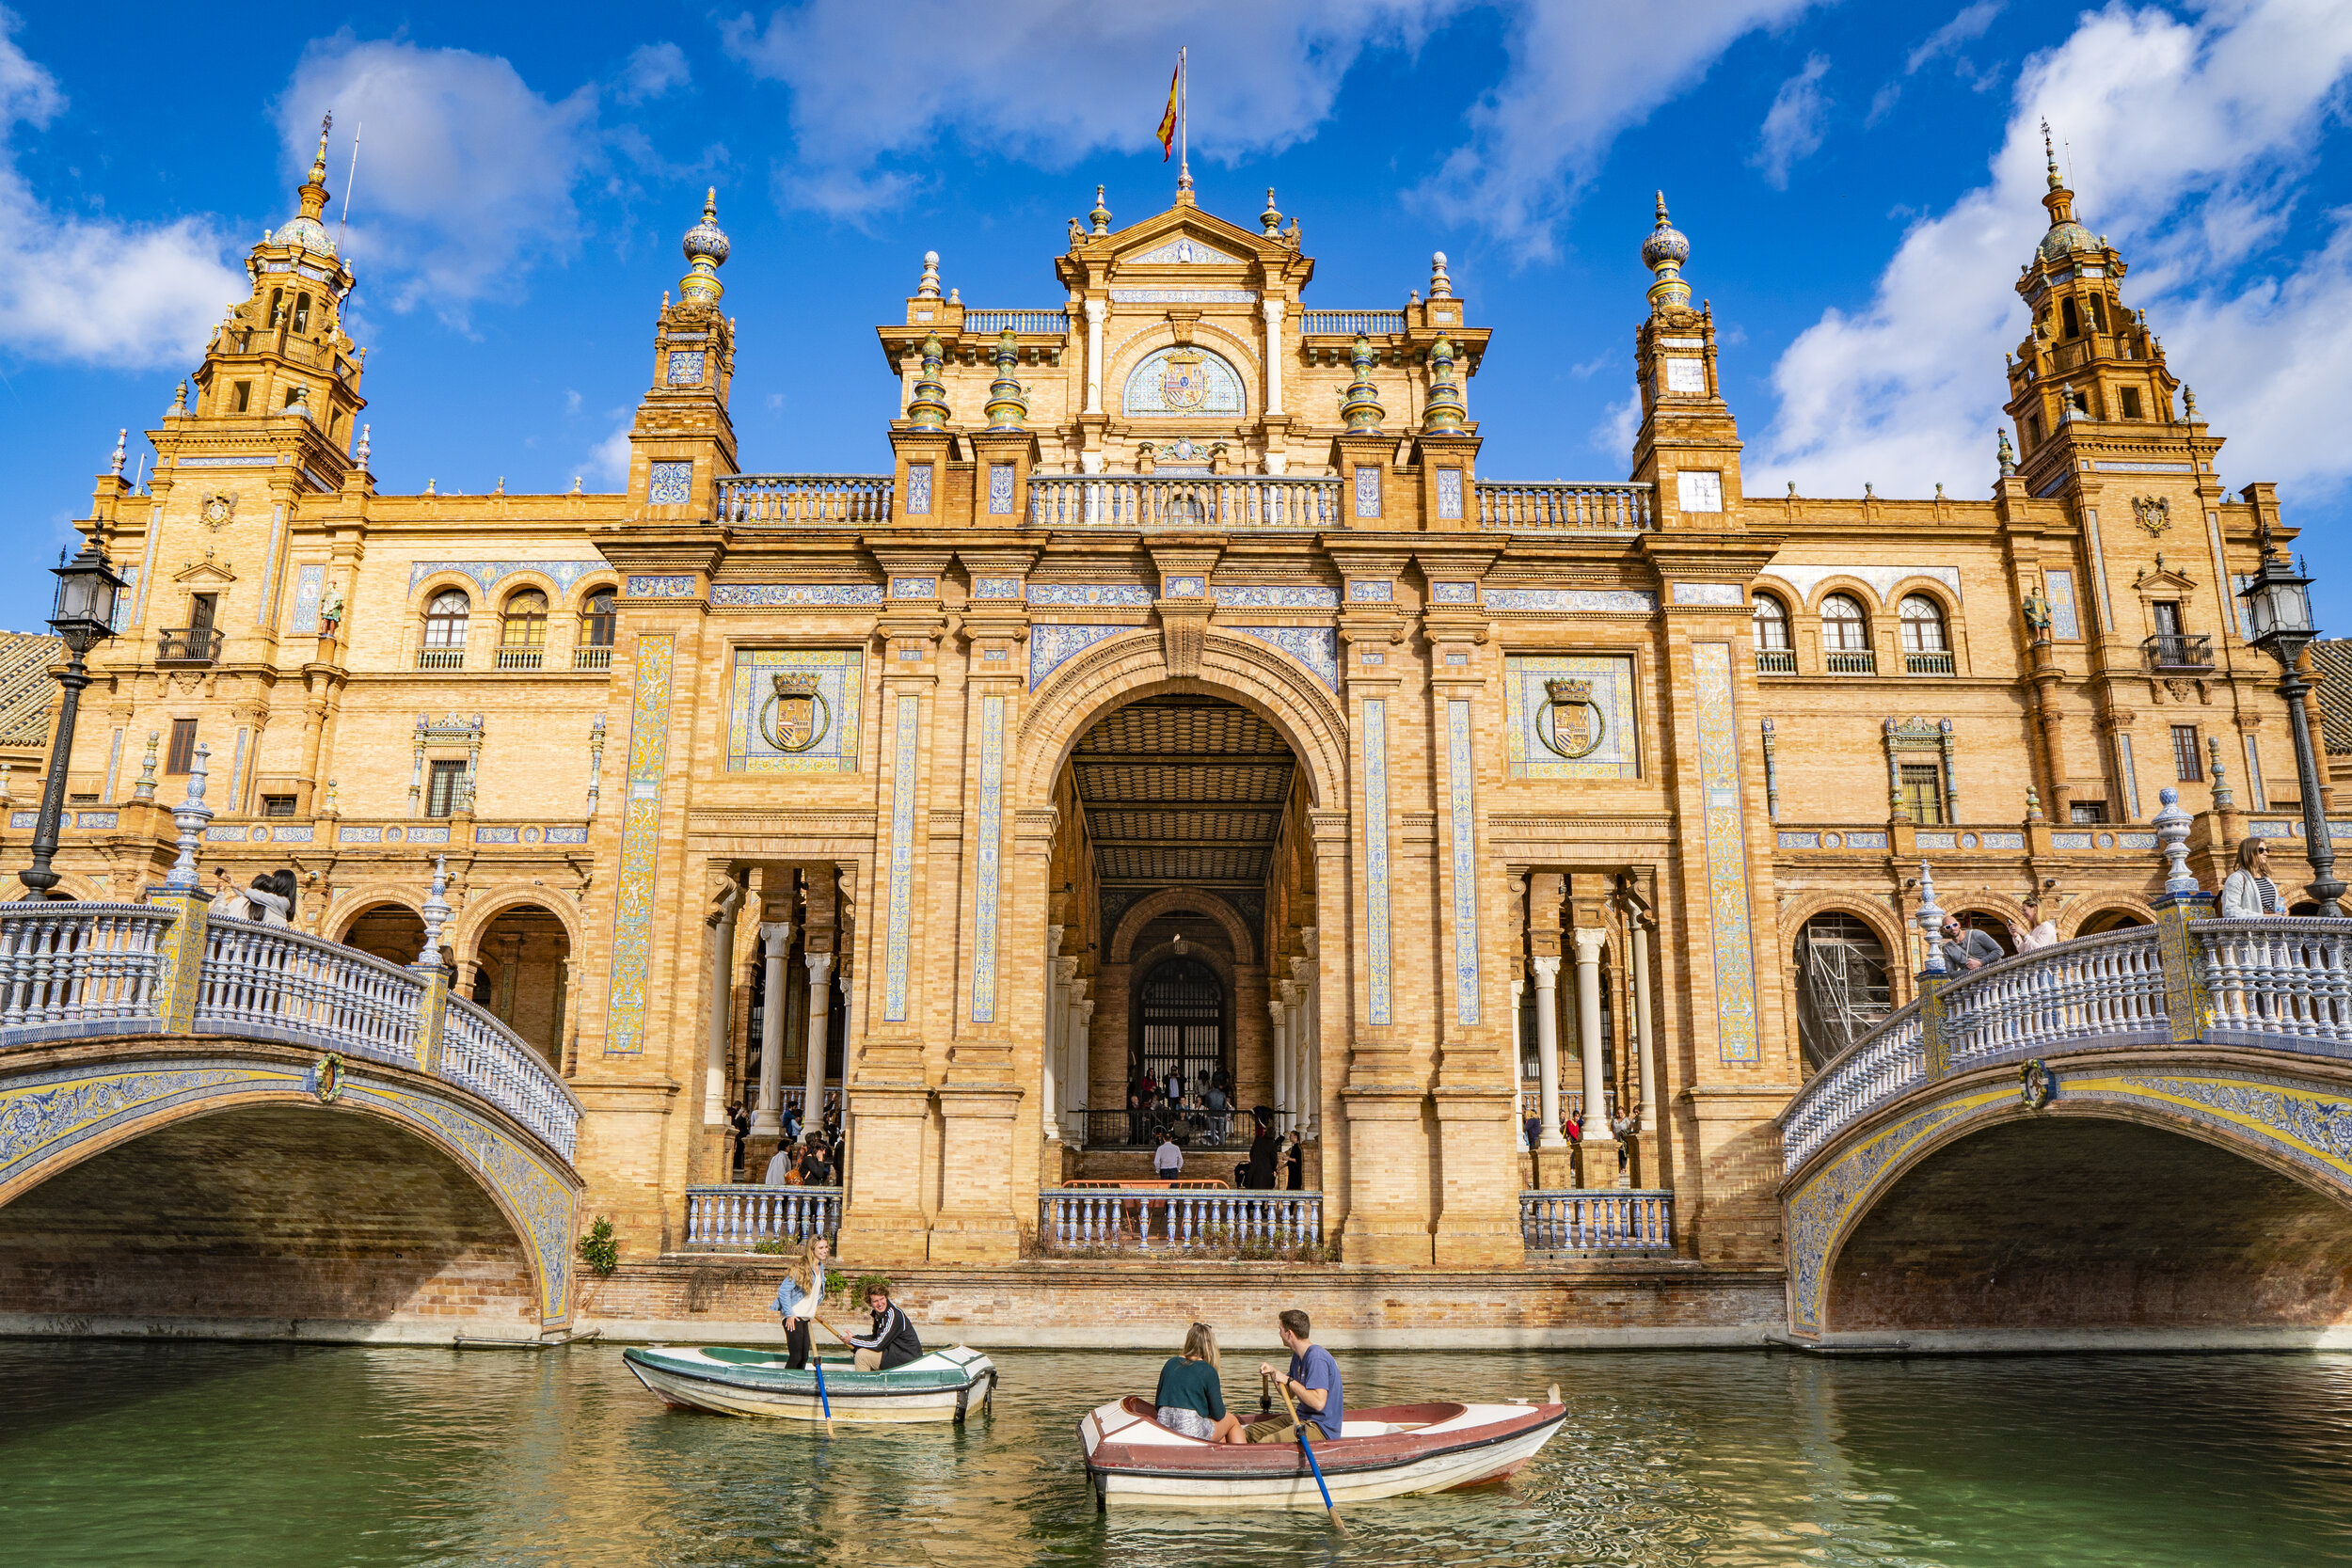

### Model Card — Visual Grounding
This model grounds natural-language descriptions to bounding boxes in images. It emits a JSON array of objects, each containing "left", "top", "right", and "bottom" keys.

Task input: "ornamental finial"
[
  {"left": 915, "top": 249, "right": 941, "bottom": 299},
  {"left": 1089, "top": 185, "right": 1112, "bottom": 236},
  {"left": 1998, "top": 427, "right": 2016, "bottom": 474},
  {"left": 109, "top": 429, "right": 126, "bottom": 478},
  {"left": 355, "top": 423, "right": 372, "bottom": 468},
  {"left": 906, "top": 332, "right": 950, "bottom": 430},
  {"left": 1429, "top": 250, "right": 1453, "bottom": 299},
  {"left": 1261, "top": 187, "right": 1281, "bottom": 236},
  {"left": 417, "top": 855, "right": 452, "bottom": 967},
  {"left": 1422, "top": 338, "right": 1467, "bottom": 436},
  {"left": 677, "top": 188, "right": 729, "bottom": 305},
  {"left": 133, "top": 731, "right": 158, "bottom": 803},
  {"left": 1641, "top": 191, "right": 1692, "bottom": 315},
  {"left": 1916, "top": 862, "right": 1946, "bottom": 974},
  {"left": 985, "top": 329, "right": 1028, "bottom": 432},
  {"left": 2154, "top": 786, "right": 2198, "bottom": 895},
  {"left": 1340, "top": 335, "right": 1384, "bottom": 433},
  {"left": 164, "top": 743, "right": 214, "bottom": 891}
]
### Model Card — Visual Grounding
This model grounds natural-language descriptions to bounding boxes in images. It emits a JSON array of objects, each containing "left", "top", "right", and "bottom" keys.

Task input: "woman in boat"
[
  {"left": 771, "top": 1234, "right": 831, "bottom": 1370},
  {"left": 1154, "top": 1322, "right": 1246, "bottom": 1443}
]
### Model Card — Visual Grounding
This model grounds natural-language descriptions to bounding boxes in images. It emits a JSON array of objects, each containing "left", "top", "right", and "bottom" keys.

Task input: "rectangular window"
[
  {"left": 2172, "top": 725, "right": 2202, "bottom": 782},
  {"left": 2071, "top": 800, "right": 2107, "bottom": 824},
  {"left": 2061, "top": 298, "right": 2081, "bottom": 338},
  {"left": 1899, "top": 763, "right": 1946, "bottom": 825},
  {"left": 232, "top": 381, "right": 252, "bottom": 413},
  {"left": 1676, "top": 469, "right": 1724, "bottom": 513},
  {"left": 2090, "top": 294, "right": 2109, "bottom": 333},
  {"left": 2153, "top": 600, "right": 2184, "bottom": 639},
  {"left": 166, "top": 719, "right": 197, "bottom": 775},
  {"left": 262, "top": 794, "right": 297, "bottom": 818},
  {"left": 425, "top": 760, "right": 468, "bottom": 818},
  {"left": 2120, "top": 387, "right": 2143, "bottom": 420}
]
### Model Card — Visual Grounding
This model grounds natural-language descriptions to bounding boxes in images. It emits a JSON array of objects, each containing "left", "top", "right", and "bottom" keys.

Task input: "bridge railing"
[
  {"left": 0, "top": 896, "right": 580, "bottom": 1165},
  {"left": 0, "top": 903, "right": 175, "bottom": 1037},
  {"left": 685, "top": 1185, "right": 842, "bottom": 1248},
  {"left": 1038, "top": 1187, "right": 1323, "bottom": 1253},
  {"left": 1520, "top": 1189, "right": 1674, "bottom": 1254},
  {"left": 2195, "top": 918, "right": 2352, "bottom": 1047}
]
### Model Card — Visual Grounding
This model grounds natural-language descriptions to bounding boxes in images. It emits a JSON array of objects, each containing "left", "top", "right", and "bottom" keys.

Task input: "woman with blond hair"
[
  {"left": 770, "top": 1232, "right": 831, "bottom": 1370},
  {"left": 1154, "top": 1322, "right": 1247, "bottom": 1443}
]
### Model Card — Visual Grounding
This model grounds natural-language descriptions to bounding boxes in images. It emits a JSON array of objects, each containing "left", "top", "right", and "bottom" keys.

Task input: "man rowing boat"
[
  {"left": 847, "top": 1280, "right": 924, "bottom": 1371},
  {"left": 1253, "top": 1308, "right": 1343, "bottom": 1443}
]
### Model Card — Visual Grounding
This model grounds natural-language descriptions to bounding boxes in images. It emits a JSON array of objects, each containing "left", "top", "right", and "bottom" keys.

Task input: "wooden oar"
[
  {"left": 1274, "top": 1376, "right": 1344, "bottom": 1532},
  {"left": 805, "top": 1313, "right": 857, "bottom": 1436}
]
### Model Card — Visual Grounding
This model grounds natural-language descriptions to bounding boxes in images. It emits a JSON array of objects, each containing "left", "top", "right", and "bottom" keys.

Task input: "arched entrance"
[
  {"left": 464, "top": 903, "right": 573, "bottom": 1067},
  {"left": 1136, "top": 956, "right": 1225, "bottom": 1097},
  {"left": 341, "top": 903, "right": 427, "bottom": 966},
  {"left": 1793, "top": 912, "right": 1892, "bottom": 1074}
]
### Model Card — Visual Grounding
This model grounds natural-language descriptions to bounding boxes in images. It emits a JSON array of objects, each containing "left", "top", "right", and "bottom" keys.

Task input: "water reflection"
[{"left": 0, "top": 1343, "right": 2348, "bottom": 1566}]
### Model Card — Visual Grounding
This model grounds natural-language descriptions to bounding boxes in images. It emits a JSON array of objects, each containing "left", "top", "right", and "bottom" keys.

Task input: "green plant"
[
  {"left": 578, "top": 1216, "right": 619, "bottom": 1276},
  {"left": 849, "top": 1272, "right": 893, "bottom": 1305},
  {"left": 752, "top": 1239, "right": 791, "bottom": 1256}
]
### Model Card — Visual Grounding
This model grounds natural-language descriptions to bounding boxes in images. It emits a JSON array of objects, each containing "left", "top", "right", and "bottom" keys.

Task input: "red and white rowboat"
[{"left": 1079, "top": 1395, "right": 1565, "bottom": 1509}]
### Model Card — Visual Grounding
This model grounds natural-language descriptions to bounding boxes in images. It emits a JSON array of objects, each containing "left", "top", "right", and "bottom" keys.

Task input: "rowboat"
[
  {"left": 621, "top": 1344, "right": 997, "bottom": 1423},
  {"left": 1079, "top": 1395, "right": 1565, "bottom": 1508}
]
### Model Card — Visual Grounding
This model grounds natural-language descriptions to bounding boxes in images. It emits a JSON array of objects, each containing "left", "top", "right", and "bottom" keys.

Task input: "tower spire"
[{"left": 298, "top": 113, "right": 333, "bottom": 221}]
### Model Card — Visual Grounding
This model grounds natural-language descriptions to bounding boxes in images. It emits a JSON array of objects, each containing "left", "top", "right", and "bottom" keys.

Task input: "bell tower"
[
  {"left": 1628, "top": 194, "right": 1745, "bottom": 529},
  {"left": 629, "top": 190, "right": 739, "bottom": 517},
  {"left": 180, "top": 114, "right": 366, "bottom": 472},
  {"left": 2003, "top": 123, "right": 2186, "bottom": 489}
]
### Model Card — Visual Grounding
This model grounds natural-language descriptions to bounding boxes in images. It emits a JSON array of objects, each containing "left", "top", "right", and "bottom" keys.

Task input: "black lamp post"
[
  {"left": 2239, "top": 542, "right": 2343, "bottom": 916},
  {"left": 19, "top": 542, "right": 125, "bottom": 898}
]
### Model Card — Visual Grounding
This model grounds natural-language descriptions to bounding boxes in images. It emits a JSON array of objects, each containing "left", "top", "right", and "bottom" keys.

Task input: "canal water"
[{"left": 1, "top": 1341, "right": 2347, "bottom": 1566}]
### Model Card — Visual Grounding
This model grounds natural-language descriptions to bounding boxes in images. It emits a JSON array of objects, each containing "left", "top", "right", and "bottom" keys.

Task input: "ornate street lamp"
[
  {"left": 19, "top": 542, "right": 126, "bottom": 898},
  {"left": 2238, "top": 540, "right": 2343, "bottom": 916}
]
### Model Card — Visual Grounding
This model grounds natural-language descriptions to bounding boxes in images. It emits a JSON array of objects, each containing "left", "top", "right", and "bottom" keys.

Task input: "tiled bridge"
[
  {"left": 0, "top": 884, "right": 581, "bottom": 1341},
  {"left": 1781, "top": 824, "right": 2352, "bottom": 1348}
]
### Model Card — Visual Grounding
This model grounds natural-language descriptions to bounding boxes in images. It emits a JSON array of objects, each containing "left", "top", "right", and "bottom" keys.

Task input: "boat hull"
[
  {"left": 1081, "top": 1397, "right": 1565, "bottom": 1508},
  {"left": 622, "top": 1345, "right": 996, "bottom": 1424}
]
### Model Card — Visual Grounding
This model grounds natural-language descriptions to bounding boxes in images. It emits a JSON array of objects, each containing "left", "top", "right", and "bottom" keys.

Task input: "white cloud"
[
  {"left": 278, "top": 36, "right": 600, "bottom": 325},
  {"left": 1907, "top": 1, "right": 2003, "bottom": 74},
  {"left": 1756, "top": 0, "right": 2352, "bottom": 507},
  {"left": 724, "top": 0, "right": 1458, "bottom": 219},
  {"left": 1752, "top": 53, "right": 1831, "bottom": 190},
  {"left": 1413, "top": 0, "right": 1817, "bottom": 259},
  {"left": 589, "top": 414, "right": 633, "bottom": 485},
  {"left": 0, "top": 12, "right": 243, "bottom": 366},
  {"left": 619, "top": 41, "right": 691, "bottom": 103}
]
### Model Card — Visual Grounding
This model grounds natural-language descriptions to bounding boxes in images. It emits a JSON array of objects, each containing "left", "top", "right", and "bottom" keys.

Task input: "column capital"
[
  {"left": 803, "top": 949, "right": 835, "bottom": 981},
  {"left": 759, "top": 920, "right": 793, "bottom": 957},
  {"left": 1530, "top": 954, "right": 1563, "bottom": 985},
  {"left": 1261, "top": 297, "right": 1284, "bottom": 323},
  {"left": 1571, "top": 927, "right": 1609, "bottom": 962},
  {"left": 1075, "top": 998, "right": 1095, "bottom": 1022},
  {"left": 1083, "top": 296, "right": 1107, "bottom": 323}
]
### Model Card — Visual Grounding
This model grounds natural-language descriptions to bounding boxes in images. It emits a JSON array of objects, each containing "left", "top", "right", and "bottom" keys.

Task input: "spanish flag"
[{"left": 1156, "top": 54, "right": 1181, "bottom": 161}]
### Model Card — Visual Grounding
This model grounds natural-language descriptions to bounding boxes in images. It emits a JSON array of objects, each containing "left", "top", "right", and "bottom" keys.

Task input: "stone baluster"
[{"left": 752, "top": 919, "right": 792, "bottom": 1139}]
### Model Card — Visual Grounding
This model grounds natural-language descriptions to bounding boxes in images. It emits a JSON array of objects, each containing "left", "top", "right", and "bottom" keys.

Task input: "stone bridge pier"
[
  {"left": 0, "top": 880, "right": 583, "bottom": 1344},
  {"left": 1781, "top": 812, "right": 2352, "bottom": 1351}
]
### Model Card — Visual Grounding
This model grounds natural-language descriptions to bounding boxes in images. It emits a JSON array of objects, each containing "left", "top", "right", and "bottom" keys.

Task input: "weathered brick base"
[{"left": 580, "top": 1257, "right": 1785, "bottom": 1349}]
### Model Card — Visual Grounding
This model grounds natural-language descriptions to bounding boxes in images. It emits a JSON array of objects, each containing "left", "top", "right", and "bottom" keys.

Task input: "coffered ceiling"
[{"left": 1070, "top": 696, "right": 1294, "bottom": 891}]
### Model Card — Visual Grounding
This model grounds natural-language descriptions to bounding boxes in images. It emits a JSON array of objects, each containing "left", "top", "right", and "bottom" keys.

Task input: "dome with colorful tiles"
[
  {"left": 273, "top": 214, "right": 338, "bottom": 257},
  {"left": 1641, "top": 191, "right": 1689, "bottom": 270},
  {"left": 682, "top": 190, "right": 730, "bottom": 269},
  {"left": 2038, "top": 218, "right": 2096, "bottom": 262}
]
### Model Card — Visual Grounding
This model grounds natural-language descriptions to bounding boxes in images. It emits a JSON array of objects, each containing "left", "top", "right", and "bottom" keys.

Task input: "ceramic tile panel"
[
  {"left": 971, "top": 695, "right": 1005, "bottom": 1023},
  {"left": 1446, "top": 698, "right": 1481, "bottom": 1025},
  {"left": 883, "top": 694, "right": 920, "bottom": 1023},
  {"left": 1363, "top": 698, "right": 1392, "bottom": 1027},
  {"left": 725, "top": 649, "right": 865, "bottom": 773},
  {"left": 1503, "top": 655, "right": 1640, "bottom": 780},
  {"left": 603, "top": 634, "right": 674, "bottom": 1056},
  {"left": 1028, "top": 624, "right": 1125, "bottom": 688},
  {"left": 1692, "top": 641, "right": 1760, "bottom": 1065},
  {"left": 710, "top": 583, "right": 884, "bottom": 608},
  {"left": 1486, "top": 588, "right": 1659, "bottom": 614},
  {"left": 1229, "top": 626, "right": 1339, "bottom": 690}
]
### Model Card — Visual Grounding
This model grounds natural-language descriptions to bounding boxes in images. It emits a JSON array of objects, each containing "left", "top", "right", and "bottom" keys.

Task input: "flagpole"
[{"left": 1179, "top": 45, "right": 1190, "bottom": 194}]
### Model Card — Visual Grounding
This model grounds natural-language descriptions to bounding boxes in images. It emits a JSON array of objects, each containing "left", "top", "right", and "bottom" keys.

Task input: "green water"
[{"left": 1, "top": 1341, "right": 2348, "bottom": 1566}]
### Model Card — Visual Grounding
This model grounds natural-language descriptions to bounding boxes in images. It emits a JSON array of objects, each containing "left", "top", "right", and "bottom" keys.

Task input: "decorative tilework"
[
  {"left": 1363, "top": 698, "right": 1392, "bottom": 1027},
  {"left": 2120, "top": 832, "right": 2158, "bottom": 849},
  {"left": 987, "top": 464, "right": 1016, "bottom": 515},
  {"left": 291, "top": 565, "right": 326, "bottom": 633},
  {"left": 1028, "top": 625, "right": 1125, "bottom": 688},
  {"left": 256, "top": 503, "right": 286, "bottom": 626},
  {"left": 890, "top": 577, "right": 938, "bottom": 599},
  {"left": 1214, "top": 585, "right": 1338, "bottom": 609},
  {"left": 475, "top": 826, "right": 520, "bottom": 844},
  {"left": 603, "top": 634, "right": 674, "bottom": 1056},
  {"left": 627, "top": 575, "right": 696, "bottom": 598},
  {"left": 665, "top": 350, "right": 707, "bottom": 385},
  {"left": 1445, "top": 698, "right": 1481, "bottom": 1026},
  {"left": 111, "top": 567, "right": 139, "bottom": 632},
  {"left": 1027, "top": 583, "right": 1152, "bottom": 607},
  {"left": 1486, "top": 588, "right": 1659, "bottom": 613},
  {"left": 1691, "top": 641, "right": 1760, "bottom": 1064},
  {"left": 1347, "top": 579, "right": 1393, "bottom": 603},
  {"left": 647, "top": 461, "right": 693, "bottom": 505},
  {"left": 1109, "top": 288, "right": 1257, "bottom": 304},
  {"left": 545, "top": 826, "right": 589, "bottom": 844},
  {"left": 971, "top": 695, "right": 1005, "bottom": 1023},
  {"left": 2094, "top": 461, "right": 2194, "bottom": 474},
  {"left": 6, "top": 812, "right": 31, "bottom": 829},
  {"left": 2043, "top": 569, "right": 2081, "bottom": 640},
  {"left": 202, "top": 825, "right": 245, "bottom": 843},
  {"left": 408, "top": 560, "right": 606, "bottom": 596},
  {"left": 75, "top": 811, "right": 119, "bottom": 830},
  {"left": 972, "top": 577, "right": 1021, "bottom": 600},
  {"left": 227, "top": 729, "right": 247, "bottom": 813},
  {"left": 1778, "top": 832, "right": 1821, "bottom": 848},
  {"left": 405, "top": 826, "right": 452, "bottom": 844},
  {"left": 710, "top": 583, "right": 884, "bottom": 608},
  {"left": 1122, "top": 346, "right": 1247, "bottom": 416},
  {"left": 1353, "top": 466, "right": 1381, "bottom": 518},
  {"left": 1130, "top": 237, "right": 1242, "bottom": 264},
  {"left": 883, "top": 694, "right": 920, "bottom": 1024},
  {"left": 338, "top": 825, "right": 385, "bottom": 843},
  {"left": 1436, "top": 468, "right": 1463, "bottom": 520},
  {"left": 1229, "top": 626, "right": 1339, "bottom": 690},
  {"left": 2117, "top": 733, "right": 2142, "bottom": 821},
  {"left": 265, "top": 823, "right": 311, "bottom": 842},
  {"left": 1764, "top": 563, "right": 1964, "bottom": 604},
  {"left": 1430, "top": 581, "right": 1477, "bottom": 605},
  {"left": 1845, "top": 832, "right": 1890, "bottom": 848},
  {"left": 1503, "top": 655, "right": 1640, "bottom": 780},
  {"left": 1979, "top": 831, "right": 2026, "bottom": 849},
  {"left": 726, "top": 649, "right": 864, "bottom": 772},
  {"left": 1161, "top": 576, "right": 1206, "bottom": 598},
  {"left": 1915, "top": 832, "right": 1958, "bottom": 849},
  {"left": 103, "top": 728, "right": 121, "bottom": 802},
  {"left": 907, "top": 463, "right": 933, "bottom": 516},
  {"left": 1670, "top": 581, "right": 1745, "bottom": 607}
]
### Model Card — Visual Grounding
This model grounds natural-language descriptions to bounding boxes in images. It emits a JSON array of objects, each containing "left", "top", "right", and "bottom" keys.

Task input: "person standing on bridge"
[
  {"left": 1940, "top": 914, "right": 2003, "bottom": 972},
  {"left": 2011, "top": 895, "right": 2059, "bottom": 952},
  {"left": 2221, "top": 838, "right": 2286, "bottom": 918}
]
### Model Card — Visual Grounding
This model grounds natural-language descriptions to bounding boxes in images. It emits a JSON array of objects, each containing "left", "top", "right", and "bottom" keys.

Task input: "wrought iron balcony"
[
  {"left": 2143, "top": 632, "right": 2215, "bottom": 673},
  {"left": 155, "top": 627, "right": 223, "bottom": 664},
  {"left": 1756, "top": 649, "right": 1797, "bottom": 674}
]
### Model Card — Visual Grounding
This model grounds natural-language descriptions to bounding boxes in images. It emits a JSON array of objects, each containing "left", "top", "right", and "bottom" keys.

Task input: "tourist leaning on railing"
[
  {"left": 2012, "top": 895, "right": 2059, "bottom": 952},
  {"left": 2220, "top": 838, "right": 2287, "bottom": 918}
]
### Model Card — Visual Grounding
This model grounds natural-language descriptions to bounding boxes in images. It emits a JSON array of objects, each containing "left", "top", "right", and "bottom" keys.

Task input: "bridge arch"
[{"left": 0, "top": 1042, "right": 579, "bottom": 1338}]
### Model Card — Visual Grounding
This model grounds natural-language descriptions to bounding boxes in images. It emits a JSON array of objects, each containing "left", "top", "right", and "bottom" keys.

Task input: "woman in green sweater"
[{"left": 1154, "top": 1323, "right": 1247, "bottom": 1443}]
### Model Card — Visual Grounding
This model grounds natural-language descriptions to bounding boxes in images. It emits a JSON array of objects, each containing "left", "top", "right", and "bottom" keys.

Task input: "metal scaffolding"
[{"left": 1795, "top": 913, "right": 1892, "bottom": 1073}]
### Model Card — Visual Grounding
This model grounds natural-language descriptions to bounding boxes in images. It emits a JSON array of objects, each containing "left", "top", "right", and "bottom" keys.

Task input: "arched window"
[
  {"left": 1899, "top": 594, "right": 1952, "bottom": 673},
  {"left": 1752, "top": 594, "right": 1793, "bottom": 673},
  {"left": 1820, "top": 594, "right": 1872, "bottom": 672},
  {"left": 576, "top": 588, "right": 616, "bottom": 669},
  {"left": 292, "top": 293, "right": 311, "bottom": 333},
  {"left": 500, "top": 589, "right": 548, "bottom": 669},
  {"left": 268, "top": 287, "right": 285, "bottom": 326},
  {"left": 1793, "top": 912, "right": 1890, "bottom": 1074},
  {"left": 420, "top": 589, "right": 469, "bottom": 669}
]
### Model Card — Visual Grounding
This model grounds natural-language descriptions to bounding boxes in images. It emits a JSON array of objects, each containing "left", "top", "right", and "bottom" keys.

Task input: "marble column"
[
  {"left": 1298, "top": 947, "right": 1321, "bottom": 1141},
  {"left": 1530, "top": 955, "right": 1565, "bottom": 1148},
  {"left": 752, "top": 919, "right": 792, "bottom": 1137},
  {"left": 1041, "top": 937, "right": 1065, "bottom": 1146},
  {"left": 1071, "top": 997, "right": 1094, "bottom": 1140},
  {"left": 705, "top": 884, "right": 739, "bottom": 1128},
  {"left": 1261, "top": 298, "right": 1285, "bottom": 415},
  {"left": 1511, "top": 967, "right": 1527, "bottom": 1151},
  {"left": 1573, "top": 927, "right": 1617, "bottom": 1183},
  {"left": 802, "top": 951, "right": 834, "bottom": 1130},
  {"left": 1084, "top": 299, "right": 1107, "bottom": 415},
  {"left": 1268, "top": 995, "right": 1289, "bottom": 1126}
]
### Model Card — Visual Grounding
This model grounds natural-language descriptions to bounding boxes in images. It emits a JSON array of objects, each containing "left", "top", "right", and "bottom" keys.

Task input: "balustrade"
[
  {"left": 1038, "top": 1188, "right": 1322, "bottom": 1252},
  {"left": 685, "top": 1185, "right": 843, "bottom": 1248},
  {"left": 2196, "top": 918, "right": 2352, "bottom": 1044},
  {"left": 1519, "top": 1190, "right": 1673, "bottom": 1253},
  {"left": 196, "top": 916, "right": 428, "bottom": 1065},
  {"left": 1300, "top": 309, "right": 1406, "bottom": 336},
  {"left": 1474, "top": 482, "right": 1654, "bottom": 531},
  {"left": 0, "top": 903, "right": 172, "bottom": 1034},
  {"left": 440, "top": 996, "right": 580, "bottom": 1160},
  {"left": 716, "top": 474, "right": 895, "bottom": 526},
  {"left": 1027, "top": 474, "right": 1338, "bottom": 530},
  {"left": 961, "top": 309, "right": 1067, "bottom": 335}
]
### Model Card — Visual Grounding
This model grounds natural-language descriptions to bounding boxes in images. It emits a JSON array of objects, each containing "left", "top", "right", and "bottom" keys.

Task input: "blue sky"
[{"left": 2, "top": 1, "right": 2349, "bottom": 634}]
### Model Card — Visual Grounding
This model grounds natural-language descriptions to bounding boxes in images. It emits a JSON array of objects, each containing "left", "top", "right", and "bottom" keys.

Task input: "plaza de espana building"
[{"left": 24, "top": 133, "right": 2323, "bottom": 1278}]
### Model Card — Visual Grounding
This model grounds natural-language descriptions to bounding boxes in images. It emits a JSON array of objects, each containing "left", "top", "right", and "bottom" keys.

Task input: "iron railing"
[
  {"left": 156, "top": 628, "right": 224, "bottom": 664},
  {"left": 2143, "top": 633, "right": 2215, "bottom": 673}
]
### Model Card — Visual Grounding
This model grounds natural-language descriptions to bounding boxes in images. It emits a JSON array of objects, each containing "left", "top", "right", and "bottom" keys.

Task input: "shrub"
[{"left": 578, "top": 1216, "right": 620, "bottom": 1276}]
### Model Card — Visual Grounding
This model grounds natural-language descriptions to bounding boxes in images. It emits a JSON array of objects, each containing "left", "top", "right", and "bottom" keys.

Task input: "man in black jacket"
[{"left": 848, "top": 1283, "right": 923, "bottom": 1371}]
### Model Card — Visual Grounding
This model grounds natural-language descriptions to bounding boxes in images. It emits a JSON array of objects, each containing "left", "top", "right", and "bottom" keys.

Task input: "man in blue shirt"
[{"left": 1256, "top": 1308, "right": 1343, "bottom": 1442}]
